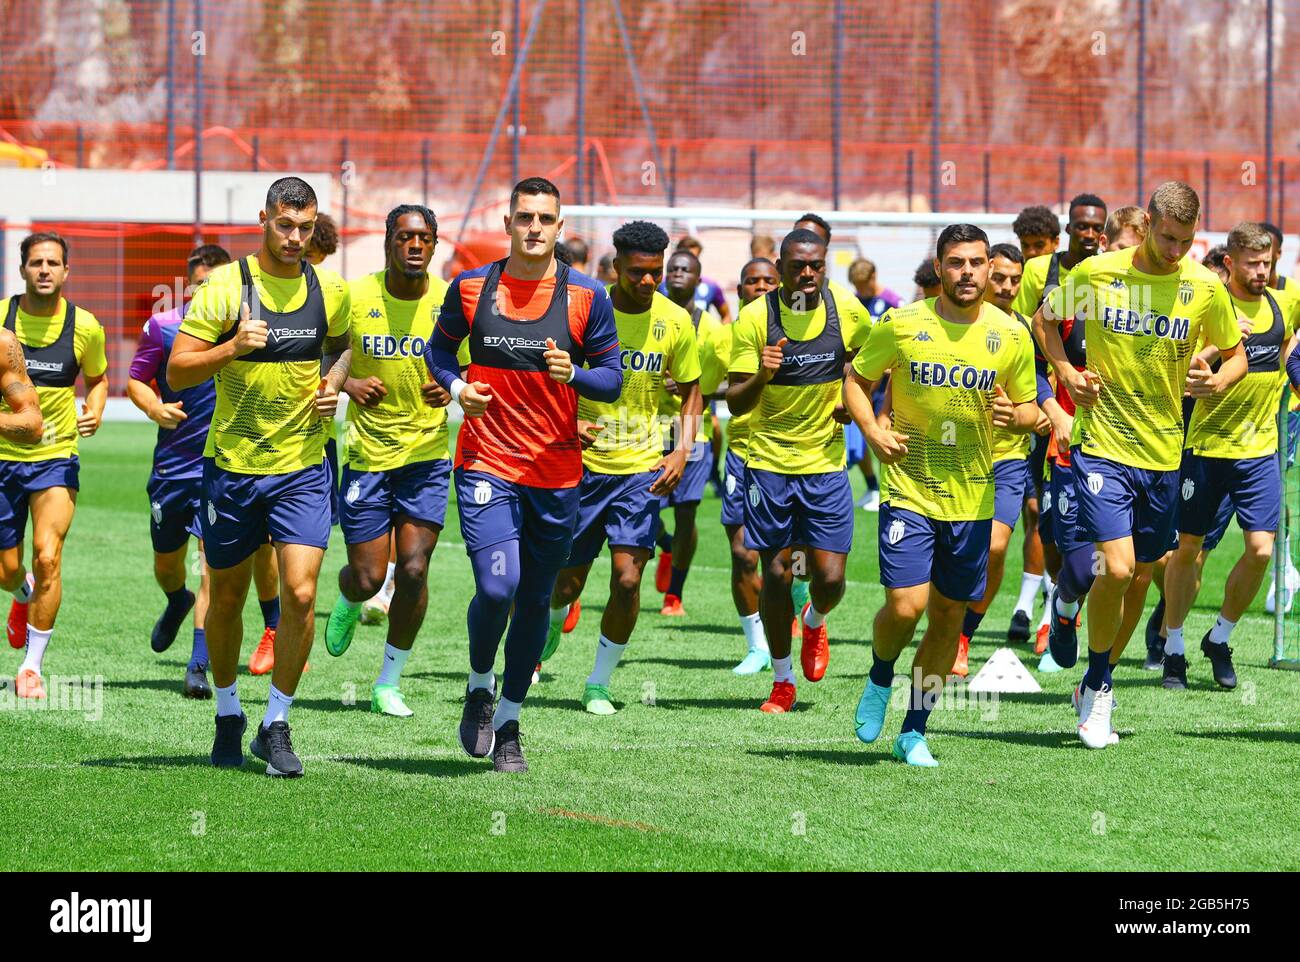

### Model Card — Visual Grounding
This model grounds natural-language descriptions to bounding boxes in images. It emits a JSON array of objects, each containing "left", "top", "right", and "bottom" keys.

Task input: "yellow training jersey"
[
  {"left": 0, "top": 298, "right": 106, "bottom": 462},
  {"left": 991, "top": 308, "right": 1035, "bottom": 463},
  {"left": 1010, "top": 252, "right": 1082, "bottom": 318},
  {"left": 183, "top": 255, "right": 350, "bottom": 475},
  {"left": 579, "top": 291, "right": 701, "bottom": 475},
  {"left": 343, "top": 272, "right": 451, "bottom": 472},
  {"left": 1047, "top": 247, "right": 1239, "bottom": 472},
  {"left": 853, "top": 298, "right": 1037, "bottom": 521},
  {"left": 1185, "top": 285, "right": 1300, "bottom": 460},
  {"left": 658, "top": 305, "right": 725, "bottom": 444},
  {"left": 730, "top": 285, "right": 870, "bottom": 475}
]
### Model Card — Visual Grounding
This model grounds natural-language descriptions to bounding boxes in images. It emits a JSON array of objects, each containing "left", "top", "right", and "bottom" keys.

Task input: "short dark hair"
[
  {"left": 667, "top": 248, "right": 701, "bottom": 273},
  {"left": 554, "top": 241, "right": 573, "bottom": 266},
  {"left": 936, "top": 223, "right": 990, "bottom": 260},
  {"left": 510, "top": 176, "right": 561, "bottom": 211},
  {"left": 565, "top": 236, "right": 589, "bottom": 265},
  {"left": 780, "top": 228, "right": 827, "bottom": 258},
  {"left": 308, "top": 213, "right": 339, "bottom": 257},
  {"left": 612, "top": 220, "right": 670, "bottom": 257},
  {"left": 1203, "top": 244, "right": 1230, "bottom": 270},
  {"left": 1068, "top": 193, "right": 1107, "bottom": 219},
  {"left": 989, "top": 242, "right": 1024, "bottom": 266},
  {"left": 266, "top": 176, "right": 318, "bottom": 212},
  {"left": 186, "top": 244, "right": 231, "bottom": 277},
  {"left": 795, "top": 212, "right": 832, "bottom": 243},
  {"left": 20, "top": 231, "right": 69, "bottom": 265},
  {"left": 384, "top": 204, "right": 438, "bottom": 250},
  {"left": 914, "top": 258, "right": 940, "bottom": 288},
  {"left": 1012, "top": 205, "right": 1060, "bottom": 240},
  {"left": 1261, "top": 221, "right": 1284, "bottom": 249},
  {"left": 740, "top": 257, "right": 775, "bottom": 280}
]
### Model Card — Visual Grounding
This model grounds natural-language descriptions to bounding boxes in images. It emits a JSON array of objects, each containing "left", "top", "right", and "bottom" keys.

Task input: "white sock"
[
  {"left": 10, "top": 571, "right": 32, "bottom": 604},
  {"left": 549, "top": 604, "right": 570, "bottom": 625},
  {"left": 263, "top": 685, "right": 294, "bottom": 727},
  {"left": 1038, "top": 590, "right": 1053, "bottom": 630},
  {"left": 468, "top": 669, "right": 495, "bottom": 693},
  {"left": 1041, "top": 573, "right": 1055, "bottom": 602},
  {"left": 772, "top": 655, "right": 795, "bottom": 684},
  {"left": 1054, "top": 595, "right": 1080, "bottom": 619},
  {"left": 740, "top": 611, "right": 769, "bottom": 653},
  {"left": 339, "top": 594, "right": 362, "bottom": 611},
  {"left": 377, "top": 643, "right": 411, "bottom": 687},
  {"left": 1015, "top": 572, "right": 1041, "bottom": 615},
  {"left": 19, "top": 625, "right": 51, "bottom": 675},
  {"left": 1164, "top": 626, "right": 1185, "bottom": 656},
  {"left": 215, "top": 681, "right": 241, "bottom": 718},
  {"left": 1208, "top": 615, "right": 1235, "bottom": 646},
  {"left": 493, "top": 696, "right": 521, "bottom": 731},
  {"left": 587, "top": 634, "right": 626, "bottom": 687},
  {"left": 380, "top": 562, "right": 397, "bottom": 600},
  {"left": 803, "top": 605, "right": 826, "bottom": 629}
]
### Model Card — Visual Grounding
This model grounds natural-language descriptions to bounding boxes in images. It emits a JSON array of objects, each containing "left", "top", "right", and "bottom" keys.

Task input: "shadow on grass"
[
  {"left": 1177, "top": 729, "right": 1300, "bottom": 744},
  {"left": 625, "top": 656, "right": 736, "bottom": 670},
  {"left": 334, "top": 755, "right": 483, "bottom": 778},
  {"left": 943, "top": 728, "right": 1079, "bottom": 748},
  {"left": 746, "top": 748, "right": 887, "bottom": 766},
  {"left": 99, "top": 678, "right": 183, "bottom": 694},
  {"left": 405, "top": 670, "right": 478, "bottom": 683},
  {"left": 82, "top": 754, "right": 216, "bottom": 770}
]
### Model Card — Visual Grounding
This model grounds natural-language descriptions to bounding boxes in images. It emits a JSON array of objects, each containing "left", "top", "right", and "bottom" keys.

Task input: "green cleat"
[
  {"left": 541, "top": 621, "right": 563, "bottom": 662},
  {"left": 325, "top": 595, "right": 362, "bottom": 657},
  {"left": 581, "top": 683, "right": 617, "bottom": 715},
  {"left": 371, "top": 684, "right": 414, "bottom": 718},
  {"left": 791, "top": 578, "right": 811, "bottom": 615}
]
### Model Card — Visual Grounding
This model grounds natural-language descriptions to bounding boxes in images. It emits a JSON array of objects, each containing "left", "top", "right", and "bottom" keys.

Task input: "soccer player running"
[
  {"left": 952, "top": 242, "right": 1049, "bottom": 675},
  {"left": 654, "top": 247, "right": 721, "bottom": 617},
  {"left": 3, "top": 232, "right": 107, "bottom": 700},
  {"left": 127, "top": 244, "right": 230, "bottom": 698},
  {"left": 727, "top": 229, "right": 871, "bottom": 713},
  {"left": 424, "top": 177, "right": 621, "bottom": 773},
  {"left": 169, "top": 177, "right": 351, "bottom": 777},
  {"left": 544, "top": 221, "right": 702, "bottom": 714},
  {"left": 847, "top": 224, "right": 1038, "bottom": 767},
  {"left": 1162, "top": 223, "right": 1299, "bottom": 690},
  {"left": 721, "top": 258, "right": 780, "bottom": 674},
  {"left": 1033, "top": 182, "right": 1243, "bottom": 750},
  {"left": 321, "top": 205, "right": 452, "bottom": 718}
]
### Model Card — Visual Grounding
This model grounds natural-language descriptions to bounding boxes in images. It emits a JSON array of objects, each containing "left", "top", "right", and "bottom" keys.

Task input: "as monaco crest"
[
  {"left": 888, "top": 519, "right": 905, "bottom": 544},
  {"left": 985, "top": 328, "right": 1002, "bottom": 354},
  {"left": 1178, "top": 281, "right": 1194, "bottom": 306},
  {"left": 652, "top": 319, "right": 667, "bottom": 341},
  {"left": 474, "top": 480, "right": 493, "bottom": 505}
]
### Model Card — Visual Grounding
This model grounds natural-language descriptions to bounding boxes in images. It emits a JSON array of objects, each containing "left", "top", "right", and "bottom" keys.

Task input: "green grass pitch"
[{"left": 2, "top": 422, "right": 1298, "bottom": 871}]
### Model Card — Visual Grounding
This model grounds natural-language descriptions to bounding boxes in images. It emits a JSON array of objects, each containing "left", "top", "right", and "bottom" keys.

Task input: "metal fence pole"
[
  {"left": 831, "top": 0, "right": 843, "bottom": 211},
  {"left": 1057, "top": 154, "right": 1066, "bottom": 210},
  {"left": 929, "top": 0, "right": 940, "bottom": 213},
  {"left": 76, "top": 126, "right": 84, "bottom": 169},
  {"left": 749, "top": 145, "right": 758, "bottom": 210},
  {"left": 1203, "top": 157, "right": 1211, "bottom": 231},
  {"left": 906, "top": 149, "right": 914, "bottom": 213},
  {"left": 422, "top": 138, "right": 430, "bottom": 208},
  {"left": 575, "top": 0, "right": 586, "bottom": 205},
  {"left": 252, "top": 134, "right": 259, "bottom": 172},
  {"left": 668, "top": 145, "right": 677, "bottom": 208},
  {"left": 982, "top": 151, "right": 990, "bottom": 212},
  {"left": 193, "top": 0, "right": 204, "bottom": 245},
  {"left": 588, "top": 143, "right": 597, "bottom": 205},
  {"left": 1135, "top": 0, "right": 1146, "bottom": 206},
  {"left": 1281, "top": 161, "right": 1287, "bottom": 233},
  {"left": 166, "top": 0, "right": 176, "bottom": 170},
  {"left": 512, "top": 0, "right": 522, "bottom": 187},
  {"left": 1265, "top": 0, "right": 1275, "bottom": 222},
  {"left": 341, "top": 136, "right": 349, "bottom": 278}
]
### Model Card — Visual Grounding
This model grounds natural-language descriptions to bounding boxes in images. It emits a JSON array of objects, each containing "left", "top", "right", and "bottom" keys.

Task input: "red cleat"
[
  {"left": 660, "top": 594, "right": 686, "bottom": 617},
  {"left": 952, "top": 633, "right": 971, "bottom": 678},
  {"left": 1034, "top": 622, "right": 1049, "bottom": 655},
  {"left": 654, "top": 552, "right": 673, "bottom": 594},
  {"left": 563, "top": 598, "right": 582, "bottom": 633},
  {"left": 760, "top": 680, "right": 797, "bottom": 713},
  {"left": 799, "top": 603, "right": 829, "bottom": 681},
  {"left": 248, "top": 627, "right": 276, "bottom": 675},
  {"left": 7, "top": 576, "right": 32, "bottom": 649}
]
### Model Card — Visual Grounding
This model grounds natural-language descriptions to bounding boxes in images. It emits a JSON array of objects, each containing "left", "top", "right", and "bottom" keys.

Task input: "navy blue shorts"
[
  {"left": 878, "top": 503, "right": 991, "bottom": 602},
  {"left": 666, "top": 447, "right": 711, "bottom": 506},
  {"left": 0, "top": 456, "right": 80, "bottom": 551},
  {"left": 324, "top": 437, "right": 340, "bottom": 526},
  {"left": 147, "top": 474, "right": 203, "bottom": 554},
  {"left": 566, "top": 469, "right": 663, "bottom": 567},
  {"left": 993, "top": 458, "right": 1028, "bottom": 530},
  {"left": 743, "top": 467, "right": 854, "bottom": 554},
  {"left": 1046, "top": 461, "right": 1090, "bottom": 555},
  {"left": 339, "top": 458, "right": 451, "bottom": 545},
  {"left": 1071, "top": 448, "right": 1178, "bottom": 564},
  {"left": 455, "top": 468, "right": 580, "bottom": 567},
  {"left": 1179, "top": 452, "right": 1281, "bottom": 541},
  {"left": 1200, "top": 492, "right": 1235, "bottom": 553},
  {"left": 201, "top": 459, "right": 333, "bottom": 569},
  {"left": 720, "top": 450, "right": 747, "bottom": 528},
  {"left": 1027, "top": 433, "right": 1048, "bottom": 499}
]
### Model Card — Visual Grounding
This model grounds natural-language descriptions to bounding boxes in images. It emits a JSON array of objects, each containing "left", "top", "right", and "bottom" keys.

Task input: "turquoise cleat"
[
  {"left": 854, "top": 678, "right": 891, "bottom": 743},
  {"left": 732, "top": 648, "right": 771, "bottom": 675},
  {"left": 324, "top": 595, "right": 362, "bottom": 657},
  {"left": 1037, "top": 649, "right": 1064, "bottom": 673},
  {"left": 892, "top": 731, "right": 939, "bottom": 767},
  {"left": 791, "top": 578, "right": 811, "bottom": 615}
]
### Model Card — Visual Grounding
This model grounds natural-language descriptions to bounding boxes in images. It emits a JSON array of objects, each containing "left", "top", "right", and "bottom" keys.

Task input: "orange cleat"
[
  {"left": 1034, "top": 622, "right": 1049, "bottom": 655},
  {"left": 15, "top": 668, "right": 45, "bottom": 700},
  {"left": 760, "top": 680, "right": 797, "bottom": 713},
  {"left": 799, "top": 603, "right": 829, "bottom": 682},
  {"left": 660, "top": 594, "right": 686, "bottom": 617},
  {"left": 790, "top": 618, "right": 799, "bottom": 639},
  {"left": 563, "top": 598, "right": 582, "bottom": 633},
  {"left": 952, "top": 633, "right": 971, "bottom": 678},
  {"left": 7, "top": 589, "right": 30, "bottom": 650},
  {"left": 654, "top": 552, "right": 673, "bottom": 594},
  {"left": 248, "top": 627, "right": 276, "bottom": 675}
]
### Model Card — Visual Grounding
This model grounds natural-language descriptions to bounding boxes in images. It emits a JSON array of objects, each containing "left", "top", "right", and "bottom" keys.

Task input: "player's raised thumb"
[
  {"left": 317, "top": 378, "right": 328, "bottom": 395},
  {"left": 994, "top": 384, "right": 1007, "bottom": 397},
  {"left": 776, "top": 337, "right": 789, "bottom": 348},
  {"left": 546, "top": 337, "right": 557, "bottom": 351},
  {"left": 1192, "top": 356, "right": 1210, "bottom": 371}
]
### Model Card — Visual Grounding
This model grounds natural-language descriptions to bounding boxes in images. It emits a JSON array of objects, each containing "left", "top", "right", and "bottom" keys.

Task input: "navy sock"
[
  {"left": 1083, "top": 646, "right": 1111, "bottom": 691},
  {"left": 961, "top": 607, "right": 984, "bottom": 639},
  {"left": 868, "top": 652, "right": 896, "bottom": 689},
  {"left": 866, "top": 474, "right": 879, "bottom": 493},
  {"left": 1104, "top": 660, "right": 1115, "bottom": 688},
  {"left": 656, "top": 526, "right": 674, "bottom": 554},
  {"left": 165, "top": 586, "right": 190, "bottom": 609},
  {"left": 189, "top": 628, "right": 208, "bottom": 669},
  {"left": 900, "top": 686, "right": 939, "bottom": 735},
  {"left": 667, "top": 565, "right": 688, "bottom": 598},
  {"left": 260, "top": 596, "right": 281, "bottom": 630}
]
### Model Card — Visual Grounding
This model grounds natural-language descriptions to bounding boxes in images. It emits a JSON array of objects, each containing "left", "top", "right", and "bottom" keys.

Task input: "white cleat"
[
  {"left": 1072, "top": 683, "right": 1120, "bottom": 745},
  {"left": 1076, "top": 683, "right": 1114, "bottom": 750},
  {"left": 857, "top": 490, "right": 881, "bottom": 512}
]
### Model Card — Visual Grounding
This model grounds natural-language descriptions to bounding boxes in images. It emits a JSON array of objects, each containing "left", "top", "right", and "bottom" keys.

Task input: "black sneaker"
[
  {"left": 1047, "top": 603, "right": 1079, "bottom": 669},
  {"left": 1162, "top": 652, "right": 1188, "bottom": 690},
  {"left": 1006, "top": 610, "right": 1031, "bottom": 644},
  {"left": 184, "top": 663, "right": 212, "bottom": 700},
  {"left": 1200, "top": 634, "right": 1237, "bottom": 689},
  {"left": 459, "top": 685, "right": 496, "bottom": 758},
  {"left": 250, "top": 720, "right": 304, "bottom": 777},
  {"left": 211, "top": 712, "right": 247, "bottom": 767},
  {"left": 492, "top": 720, "right": 528, "bottom": 773},
  {"left": 151, "top": 589, "right": 195, "bottom": 653},
  {"left": 1143, "top": 598, "right": 1166, "bottom": 670}
]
